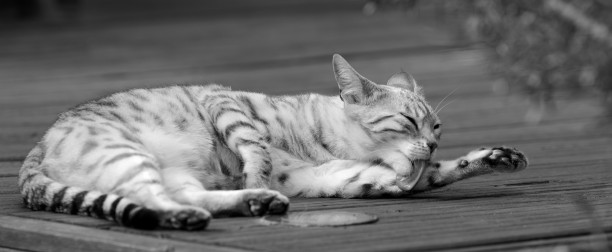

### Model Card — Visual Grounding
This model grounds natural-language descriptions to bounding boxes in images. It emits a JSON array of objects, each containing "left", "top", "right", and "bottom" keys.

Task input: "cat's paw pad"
[
  {"left": 243, "top": 189, "right": 290, "bottom": 216},
  {"left": 458, "top": 159, "right": 469, "bottom": 168},
  {"left": 480, "top": 147, "right": 528, "bottom": 172},
  {"left": 160, "top": 207, "right": 211, "bottom": 231}
]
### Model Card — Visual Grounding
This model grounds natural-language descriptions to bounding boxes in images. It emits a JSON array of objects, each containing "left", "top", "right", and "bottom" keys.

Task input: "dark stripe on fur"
[
  {"left": 152, "top": 113, "right": 165, "bottom": 127},
  {"left": 105, "top": 144, "right": 137, "bottom": 150},
  {"left": 104, "top": 153, "right": 150, "bottom": 166},
  {"left": 19, "top": 172, "right": 39, "bottom": 189},
  {"left": 127, "top": 101, "right": 144, "bottom": 112},
  {"left": 361, "top": 183, "right": 374, "bottom": 197},
  {"left": 224, "top": 121, "right": 256, "bottom": 139},
  {"left": 236, "top": 139, "right": 265, "bottom": 149},
  {"left": 178, "top": 97, "right": 192, "bottom": 114},
  {"left": 180, "top": 86, "right": 207, "bottom": 123},
  {"left": 70, "top": 191, "right": 88, "bottom": 214},
  {"left": 373, "top": 128, "right": 408, "bottom": 134},
  {"left": 215, "top": 107, "right": 247, "bottom": 122},
  {"left": 121, "top": 204, "right": 139, "bottom": 226},
  {"left": 92, "top": 194, "right": 108, "bottom": 218},
  {"left": 428, "top": 174, "right": 443, "bottom": 189},
  {"left": 275, "top": 115, "right": 286, "bottom": 127},
  {"left": 118, "top": 128, "right": 142, "bottom": 144},
  {"left": 87, "top": 126, "right": 100, "bottom": 136},
  {"left": 278, "top": 173, "right": 289, "bottom": 185},
  {"left": 127, "top": 91, "right": 150, "bottom": 101},
  {"left": 94, "top": 100, "right": 118, "bottom": 108},
  {"left": 49, "top": 186, "right": 68, "bottom": 212},
  {"left": 109, "top": 196, "right": 123, "bottom": 220},
  {"left": 218, "top": 159, "right": 232, "bottom": 176},
  {"left": 109, "top": 111, "right": 127, "bottom": 124},
  {"left": 239, "top": 96, "right": 269, "bottom": 125},
  {"left": 368, "top": 115, "right": 395, "bottom": 125},
  {"left": 80, "top": 140, "right": 99, "bottom": 156},
  {"left": 346, "top": 172, "right": 361, "bottom": 184},
  {"left": 174, "top": 117, "right": 188, "bottom": 131},
  {"left": 370, "top": 158, "right": 393, "bottom": 170}
]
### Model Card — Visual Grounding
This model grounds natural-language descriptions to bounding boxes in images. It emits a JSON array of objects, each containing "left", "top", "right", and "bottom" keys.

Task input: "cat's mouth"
[{"left": 395, "top": 159, "right": 429, "bottom": 191}]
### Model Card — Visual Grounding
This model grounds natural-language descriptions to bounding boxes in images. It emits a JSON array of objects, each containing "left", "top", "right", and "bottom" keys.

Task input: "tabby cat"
[{"left": 19, "top": 54, "right": 528, "bottom": 230}]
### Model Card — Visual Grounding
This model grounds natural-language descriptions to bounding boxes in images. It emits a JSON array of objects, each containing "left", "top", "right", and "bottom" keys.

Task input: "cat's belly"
[{"left": 138, "top": 126, "right": 212, "bottom": 171}]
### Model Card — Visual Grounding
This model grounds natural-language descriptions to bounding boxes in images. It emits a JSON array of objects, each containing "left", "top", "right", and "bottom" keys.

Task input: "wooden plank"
[
  {"left": 0, "top": 49, "right": 485, "bottom": 106},
  {"left": 10, "top": 211, "right": 118, "bottom": 228},
  {"left": 0, "top": 215, "right": 249, "bottom": 252},
  {"left": 174, "top": 197, "right": 612, "bottom": 252},
  {"left": 0, "top": 247, "right": 28, "bottom": 252},
  {"left": 447, "top": 232, "right": 611, "bottom": 252},
  {"left": 0, "top": 175, "right": 23, "bottom": 214},
  {"left": 0, "top": 162, "right": 20, "bottom": 177},
  {"left": 0, "top": 0, "right": 363, "bottom": 27},
  {"left": 0, "top": 177, "right": 18, "bottom": 195},
  {"left": 0, "top": 10, "right": 456, "bottom": 85},
  {"left": 0, "top": 194, "right": 24, "bottom": 214}
]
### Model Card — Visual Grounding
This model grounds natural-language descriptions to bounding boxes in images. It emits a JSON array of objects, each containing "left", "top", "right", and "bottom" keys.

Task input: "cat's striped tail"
[{"left": 18, "top": 143, "right": 160, "bottom": 230}]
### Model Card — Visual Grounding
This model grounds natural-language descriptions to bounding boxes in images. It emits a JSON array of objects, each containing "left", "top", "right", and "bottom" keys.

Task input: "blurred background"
[{"left": 0, "top": 0, "right": 610, "bottom": 158}]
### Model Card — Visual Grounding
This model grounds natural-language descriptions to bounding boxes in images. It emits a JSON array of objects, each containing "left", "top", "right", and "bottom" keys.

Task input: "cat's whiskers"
[
  {"left": 434, "top": 88, "right": 458, "bottom": 115},
  {"left": 434, "top": 99, "right": 456, "bottom": 116}
]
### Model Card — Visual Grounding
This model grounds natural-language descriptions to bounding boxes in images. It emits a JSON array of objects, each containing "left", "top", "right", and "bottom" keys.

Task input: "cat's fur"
[{"left": 19, "top": 54, "right": 528, "bottom": 230}]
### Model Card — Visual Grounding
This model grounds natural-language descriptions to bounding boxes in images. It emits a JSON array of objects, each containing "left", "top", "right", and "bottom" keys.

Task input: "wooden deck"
[{"left": 1, "top": 1, "right": 611, "bottom": 251}]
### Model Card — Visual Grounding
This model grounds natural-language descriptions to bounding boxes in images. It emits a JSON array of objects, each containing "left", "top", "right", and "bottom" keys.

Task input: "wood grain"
[{"left": 0, "top": 216, "right": 248, "bottom": 252}]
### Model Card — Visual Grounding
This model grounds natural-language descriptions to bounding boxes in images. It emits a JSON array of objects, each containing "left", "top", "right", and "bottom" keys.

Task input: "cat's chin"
[{"left": 395, "top": 159, "right": 429, "bottom": 191}]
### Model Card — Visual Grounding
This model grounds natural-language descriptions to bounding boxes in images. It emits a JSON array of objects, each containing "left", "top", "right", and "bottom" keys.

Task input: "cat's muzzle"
[{"left": 395, "top": 159, "right": 428, "bottom": 191}]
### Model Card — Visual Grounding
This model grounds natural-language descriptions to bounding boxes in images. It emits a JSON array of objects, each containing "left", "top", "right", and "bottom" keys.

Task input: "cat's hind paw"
[
  {"left": 159, "top": 207, "right": 211, "bottom": 231},
  {"left": 465, "top": 147, "right": 528, "bottom": 173}
]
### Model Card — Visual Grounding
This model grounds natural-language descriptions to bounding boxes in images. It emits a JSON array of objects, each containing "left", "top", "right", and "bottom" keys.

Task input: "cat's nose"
[{"left": 427, "top": 142, "right": 438, "bottom": 154}]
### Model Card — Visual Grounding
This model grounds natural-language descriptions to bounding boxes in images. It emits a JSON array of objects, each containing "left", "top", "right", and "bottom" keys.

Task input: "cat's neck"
[
  {"left": 267, "top": 94, "right": 375, "bottom": 160},
  {"left": 317, "top": 95, "right": 376, "bottom": 158}
]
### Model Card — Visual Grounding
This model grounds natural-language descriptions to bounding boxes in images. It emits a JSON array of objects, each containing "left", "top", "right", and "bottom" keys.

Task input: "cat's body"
[{"left": 19, "top": 54, "right": 528, "bottom": 230}]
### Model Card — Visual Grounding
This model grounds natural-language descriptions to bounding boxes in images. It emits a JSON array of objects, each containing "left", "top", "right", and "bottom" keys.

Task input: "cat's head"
[{"left": 332, "top": 54, "right": 441, "bottom": 161}]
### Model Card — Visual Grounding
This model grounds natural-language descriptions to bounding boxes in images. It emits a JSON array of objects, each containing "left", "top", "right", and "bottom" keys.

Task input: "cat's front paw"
[
  {"left": 464, "top": 147, "right": 528, "bottom": 173},
  {"left": 241, "top": 189, "right": 290, "bottom": 216}
]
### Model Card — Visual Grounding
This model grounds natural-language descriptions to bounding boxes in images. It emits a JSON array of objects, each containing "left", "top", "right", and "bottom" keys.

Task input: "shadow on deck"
[{"left": 0, "top": 1, "right": 611, "bottom": 251}]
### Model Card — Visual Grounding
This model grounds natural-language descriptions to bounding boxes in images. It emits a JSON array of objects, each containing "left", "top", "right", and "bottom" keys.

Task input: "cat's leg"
[
  {"left": 93, "top": 146, "right": 211, "bottom": 230},
  {"left": 411, "top": 146, "right": 527, "bottom": 192},
  {"left": 205, "top": 94, "right": 272, "bottom": 189},
  {"left": 164, "top": 167, "right": 289, "bottom": 217},
  {"left": 269, "top": 148, "right": 404, "bottom": 198},
  {"left": 270, "top": 147, "right": 527, "bottom": 198}
]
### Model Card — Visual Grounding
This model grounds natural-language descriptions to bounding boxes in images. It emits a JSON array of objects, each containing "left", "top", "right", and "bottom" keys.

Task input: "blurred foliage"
[
  {"left": 452, "top": 0, "right": 612, "bottom": 119},
  {"left": 369, "top": 0, "right": 612, "bottom": 121}
]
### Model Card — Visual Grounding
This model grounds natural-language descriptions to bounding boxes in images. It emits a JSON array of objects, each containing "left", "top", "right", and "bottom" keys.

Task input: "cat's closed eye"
[{"left": 399, "top": 113, "right": 418, "bottom": 130}]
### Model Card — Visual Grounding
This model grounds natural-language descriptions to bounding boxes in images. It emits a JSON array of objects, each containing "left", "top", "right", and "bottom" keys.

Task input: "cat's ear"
[
  {"left": 333, "top": 54, "right": 378, "bottom": 104},
  {"left": 386, "top": 71, "right": 418, "bottom": 92}
]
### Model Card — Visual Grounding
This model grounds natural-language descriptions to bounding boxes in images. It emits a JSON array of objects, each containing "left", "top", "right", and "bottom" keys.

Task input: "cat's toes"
[
  {"left": 244, "top": 189, "right": 290, "bottom": 216},
  {"left": 483, "top": 147, "right": 528, "bottom": 172},
  {"left": 159, "top": 207, "right": 211, "bottom": 231}
]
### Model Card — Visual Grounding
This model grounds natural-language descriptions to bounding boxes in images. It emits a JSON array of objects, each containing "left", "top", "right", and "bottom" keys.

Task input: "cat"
[{"left": 19, "top": 54, "right": 528, "bottom": 230}]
